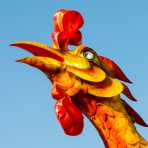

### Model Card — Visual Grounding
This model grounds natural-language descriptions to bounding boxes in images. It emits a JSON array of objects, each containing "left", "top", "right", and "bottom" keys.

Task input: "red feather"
[
  {"left": 122, "top": 83, "right": 137, "bottom": 101},
  {"left": 122, "top": 99, "right": 148, "bottom": 127},
  {"left": 62, "top": 10, "right": 84, "bottom": 32},
  {"left": 99, "top": 56, "right": 132, "bottom": 83}
]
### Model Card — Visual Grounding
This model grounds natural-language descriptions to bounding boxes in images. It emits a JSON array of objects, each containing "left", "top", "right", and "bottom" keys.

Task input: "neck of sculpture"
[{"left": 74, "top": 93, "right": 147, "bottom": 148}]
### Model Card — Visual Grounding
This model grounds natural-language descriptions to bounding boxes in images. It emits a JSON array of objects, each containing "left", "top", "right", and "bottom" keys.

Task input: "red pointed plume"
[
  {"left": 121, "top": 99, "right": 148, "bottom": 127},
  {"left": 99, "top": 56, "right": 132, "bottom": 83},
  {"left": 51, "top": 9, "right": 84, "bottom": 50},
  {"left": 122, "top": 83, "right": 137, "bottom": 102}
]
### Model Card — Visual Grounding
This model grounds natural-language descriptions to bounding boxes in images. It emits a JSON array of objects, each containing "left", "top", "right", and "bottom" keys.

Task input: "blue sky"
[{"left": 1, "top": 0, "right": 148, "bottom": 147}]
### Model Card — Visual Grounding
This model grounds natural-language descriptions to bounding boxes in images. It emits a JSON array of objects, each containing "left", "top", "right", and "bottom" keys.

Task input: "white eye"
[{"left": 83, "top": 51, "right": 95, "bottom": 60}]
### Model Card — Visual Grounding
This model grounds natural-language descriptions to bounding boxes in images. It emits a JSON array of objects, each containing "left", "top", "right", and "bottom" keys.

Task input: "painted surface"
[{"left": 1, "top": 1, "right": 148, "bottom": 148}]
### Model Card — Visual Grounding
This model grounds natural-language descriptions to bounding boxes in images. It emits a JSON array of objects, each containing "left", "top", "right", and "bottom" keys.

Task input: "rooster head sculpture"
[{"left": 11, "top": 9, "right": 148, "bottom": 147}]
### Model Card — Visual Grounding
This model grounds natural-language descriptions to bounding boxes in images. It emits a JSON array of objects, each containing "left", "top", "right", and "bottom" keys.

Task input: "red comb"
[{"left": 52, "top": 9, "right": 84, "bottom": 50}]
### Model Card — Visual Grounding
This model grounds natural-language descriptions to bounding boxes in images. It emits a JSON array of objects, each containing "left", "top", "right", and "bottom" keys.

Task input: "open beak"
[
  {"left": 10, "top": 41, "right": 64, "bottom": 74},
  {"left": 11, "top": 41, "right": 106, "bottom": 82},
  {"left": 10, "top": 41, "right": 123, "bottom": 97}
]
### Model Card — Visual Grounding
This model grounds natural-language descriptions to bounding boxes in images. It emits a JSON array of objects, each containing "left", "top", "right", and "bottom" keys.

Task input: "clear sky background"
[{"left": 1, "top": 0, "right": 148, "bottom": 147}]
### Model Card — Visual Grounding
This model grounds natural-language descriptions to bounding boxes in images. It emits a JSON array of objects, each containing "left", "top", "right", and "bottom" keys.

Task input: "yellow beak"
[
  {"left": 11, "top": 41, "right": 106, "bottom": 82},
  {"left": 10, "top": 41, "right": 64, "bottom": 73}
]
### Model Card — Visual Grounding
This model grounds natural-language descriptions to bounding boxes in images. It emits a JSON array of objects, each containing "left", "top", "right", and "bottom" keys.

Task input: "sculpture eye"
[{"left": 83, "top": 51, "right": 95, "bottom": 60}]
